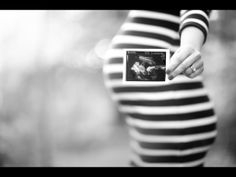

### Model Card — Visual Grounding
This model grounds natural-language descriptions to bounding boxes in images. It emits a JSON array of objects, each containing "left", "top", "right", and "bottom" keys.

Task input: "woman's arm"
[
  {"left": 180, "top": 26, "right": 204, "bottom": 51},
  {"left": 166, "top": 10, "right": 211, "bottom": 80}
]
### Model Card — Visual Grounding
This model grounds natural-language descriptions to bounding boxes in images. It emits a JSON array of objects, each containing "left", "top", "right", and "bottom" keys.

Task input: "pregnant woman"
[{"left": 102, "top": 10, "right": 217, "bottom": 167}]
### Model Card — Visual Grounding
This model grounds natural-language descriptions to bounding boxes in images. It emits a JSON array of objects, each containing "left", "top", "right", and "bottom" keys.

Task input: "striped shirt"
[{"left": 103, "top": 10, "right": 216, "bottom": 167}]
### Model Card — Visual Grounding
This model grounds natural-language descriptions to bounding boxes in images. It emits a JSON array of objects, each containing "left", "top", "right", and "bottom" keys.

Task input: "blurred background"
[{"left": 0, "top": 10, "right": 236, "bottom": 167}]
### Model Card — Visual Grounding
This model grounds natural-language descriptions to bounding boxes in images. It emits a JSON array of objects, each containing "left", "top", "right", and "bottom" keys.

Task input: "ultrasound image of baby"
[
  {"left": 124, "top": 50, "right": 169, "bottom": 83},
  {"left": 130, "top": 56, "right": 166, "bottom": 81}
]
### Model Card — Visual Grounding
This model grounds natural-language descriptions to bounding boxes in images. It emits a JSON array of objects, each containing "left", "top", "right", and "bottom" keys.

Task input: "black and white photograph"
[
  {"left": 1, "top": 9, "right": 236, "bottom": 168},
  {"left": 123, "top": 49, "right": 169, "bottom": 83}
]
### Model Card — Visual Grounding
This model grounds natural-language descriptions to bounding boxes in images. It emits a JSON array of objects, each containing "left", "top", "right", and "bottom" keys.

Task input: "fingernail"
[{"left": 168, "top": 75, "right": 173, "bottom": 80}]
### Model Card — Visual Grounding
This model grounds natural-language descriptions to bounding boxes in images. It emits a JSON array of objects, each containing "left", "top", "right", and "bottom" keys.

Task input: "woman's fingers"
[
  {"left": 169, "top": 50, "right": 201, "bottom": 80},
  {"left": 166, "top": 45, "right": 202, "bottom": 80},
  {"left": 166, "top": 47, "right": 192, "bottom": 76},
  {"left": 184, "top": 59, "right": 203, "bottom": 77},
  {"left": 188, "top": 66, "right": 204, "bottom": 78}
]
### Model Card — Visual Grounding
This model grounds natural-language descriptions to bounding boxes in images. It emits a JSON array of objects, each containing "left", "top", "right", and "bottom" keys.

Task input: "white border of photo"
[{"left": 122, "top": 48, "right": 170, "bottom": 85}]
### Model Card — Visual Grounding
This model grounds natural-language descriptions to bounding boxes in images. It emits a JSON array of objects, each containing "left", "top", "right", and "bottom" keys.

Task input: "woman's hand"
[{"left": 166, "top": 45, "right": 203, "bottom": 80}]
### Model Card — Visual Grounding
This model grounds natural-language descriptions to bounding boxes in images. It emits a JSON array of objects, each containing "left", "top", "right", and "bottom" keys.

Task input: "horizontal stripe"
[
  {"left": 121, "top": 30, "right": 180, "bottom": 46},
  {"left": 138, "top": 137, "right": 216, "bottom": 150},
  {"left": 119, "top": 102, "right": 214, "bottom": 114},
  {"left": 181, "top": 14, "right": 209, "bottom": 28},
  {"left": 126, "top": 109, "right": 215, "bottom": 121},
  {"left": 110, "top": 88, "right": 208, "bottom": 101},
  {"left": 131, "top": 141, "right": 211, "bottom": 156},
  {"left": 180, "top": 18, "right": 209, "bottom": 33},
  {"left": 106, "top": 57, "right": 123, "bottom": 64},
  {"left": 126, "top": 17, "right": 179, "bottom": 31},
  {"left": 105, "top": 79, "right": 204, "bottom": 88},
  {"left": 130, "top": 154, "right": 205, "bottom": 167},
  {"left": 112, "top": 44, "right": 177, "bottom": 52},
  {"left": 180, "top": 10, "right": 209, "bottom": 22},
  {"left": 129, "top": 10, "right": 180, "bottom": 23},
  {"left": 120, "top": 22, "right": 179, "bottom": 39},
  {"left": 118, "top": 95, "right": 210, "bottom": 106},
  {"left": 132, "top": 123, "right": 216, "bottom": 136},
  {"left": 129, "top": 129, "right": 217, "bottom": 143},
  {"left": 111, "top": 35, "right": 176, "bottom": 49},
  {"left": 126, "top": 115, "right": 217, "bottom": 129},
  {"left": 106, "top": 72, "right": 122, "bottom": 79},
  {"left": 136, "top": 151, "right": 207, "bottom": 163},
  {"left": 130, "top": 160, "right": 203, "bottom": 167},
  {"left": 111, "top": 82, "right": 204, "bottom": 92},
  {"left": 104, "top": 74, "right": 203, "bottom": 86}
]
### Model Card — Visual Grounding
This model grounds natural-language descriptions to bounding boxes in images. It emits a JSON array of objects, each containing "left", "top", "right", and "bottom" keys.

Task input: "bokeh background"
[{"left": 0, "top": 10, "right": 236, "bottom": 167}]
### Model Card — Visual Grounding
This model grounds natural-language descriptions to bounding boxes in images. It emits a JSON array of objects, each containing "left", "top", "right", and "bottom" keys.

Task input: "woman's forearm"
[{"left": 180, "top": 26, "right": 205, "bottom": 51}]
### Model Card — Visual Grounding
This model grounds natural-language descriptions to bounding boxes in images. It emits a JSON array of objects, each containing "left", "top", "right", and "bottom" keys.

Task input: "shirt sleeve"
[{"left": 179, "top": 10, "right": 211, "bottom": 44}]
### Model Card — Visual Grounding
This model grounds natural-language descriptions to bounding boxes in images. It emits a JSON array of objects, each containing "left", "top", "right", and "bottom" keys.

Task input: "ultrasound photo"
[{"left": 123, "top": 49, "right": 170, "bottom": 84}]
